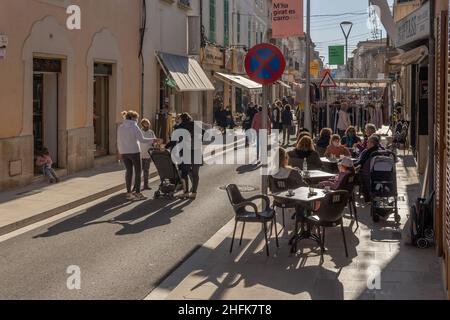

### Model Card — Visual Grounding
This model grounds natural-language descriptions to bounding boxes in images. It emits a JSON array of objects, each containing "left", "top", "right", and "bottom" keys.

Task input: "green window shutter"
[
  {"left": 209, "top": 0, "right": 216, "bottom": 43},
  {"left": 248, "top": 19, "right": 251, "bottom": 48},
  {"left": 224, "top": 0, "right": 229, "bottom": 47},
  {"left": 237, "top": 13, "right": 241, "bottom": 44}
]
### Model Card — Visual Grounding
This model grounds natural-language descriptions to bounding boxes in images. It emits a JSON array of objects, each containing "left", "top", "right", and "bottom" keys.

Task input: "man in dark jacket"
[{"left": 356, "top": 135, "right": 381, "bottom": 202}]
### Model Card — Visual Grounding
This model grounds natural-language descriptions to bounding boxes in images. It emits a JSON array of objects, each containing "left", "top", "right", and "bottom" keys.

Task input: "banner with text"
[
  {"left": 328, "top": 45, "right": 345, "bottom": 65},
  {"left": 272, "top": 0, "right": 304, "bottom": 38}
]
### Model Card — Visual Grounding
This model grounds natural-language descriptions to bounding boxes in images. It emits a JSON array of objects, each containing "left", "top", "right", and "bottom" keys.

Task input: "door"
[
  {"left": 93, "top": 75, "right": 109, "bottom": 157},
  {"left": 33, "top": 74, "right": 44, "bottom": 174}
]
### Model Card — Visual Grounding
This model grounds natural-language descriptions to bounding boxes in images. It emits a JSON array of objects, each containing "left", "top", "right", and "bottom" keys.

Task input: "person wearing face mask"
[
  {"left": 341, "top": 126, "right": 361, "bottom": 149},
  {"left": 324, "top": 134, "right": 351, "bottom": 158}
]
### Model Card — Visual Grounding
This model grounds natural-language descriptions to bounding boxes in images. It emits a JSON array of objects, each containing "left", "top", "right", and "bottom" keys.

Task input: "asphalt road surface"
[{"left": 0, "top": 160, "right": 261, "bottom": 299}]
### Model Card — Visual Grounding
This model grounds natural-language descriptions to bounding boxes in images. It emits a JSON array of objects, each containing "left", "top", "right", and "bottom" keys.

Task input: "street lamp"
[{"left": 340, "top": 21, "right": 353, "bottom": 73}]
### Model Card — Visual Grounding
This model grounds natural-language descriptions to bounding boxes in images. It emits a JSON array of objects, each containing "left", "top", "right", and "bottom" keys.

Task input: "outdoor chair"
[
  {"left": 304, "top": 190, "right": 350, "bottom": 261},
  {"left": 339, "top": 173, "right": 359, "bottom": 230},
  {"left": 268, "top": 176, "right": 299, "bottom": 229},
  {"left": 226, "top": 184, "right": 279, "bottom": 256}
]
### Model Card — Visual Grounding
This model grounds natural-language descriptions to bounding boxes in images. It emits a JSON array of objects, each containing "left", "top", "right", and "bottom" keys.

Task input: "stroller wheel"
[
  {"left": 395, "top": 214, "right": 401, "bottom": 223},
  {"left": 416, "top": 238, "right": 429, "bottom": 249},
  {"left": 425, "top": 229, "right": 434, "bottom": 240},
  {"left": 154, "top": 191, "right": 161, "bottom": 199}
]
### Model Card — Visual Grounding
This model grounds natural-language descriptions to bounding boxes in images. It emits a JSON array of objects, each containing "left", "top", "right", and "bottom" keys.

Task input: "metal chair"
[
  {"left": 225, "top": 184, "right": 279, "bottom": 256},
  {"left": 304, "top": 191, "right": 350, "bottom": 261}
]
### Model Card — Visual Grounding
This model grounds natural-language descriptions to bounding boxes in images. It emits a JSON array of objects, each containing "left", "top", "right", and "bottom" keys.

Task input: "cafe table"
[
  {"left": 302, "top": 170, "right": 337, "bottom": 185},
  {"left": 272, "top": 187, "right": 329, "bottom": 253},
  {"left": 320, "top": 157, "right": 358, "bottom": 164}
]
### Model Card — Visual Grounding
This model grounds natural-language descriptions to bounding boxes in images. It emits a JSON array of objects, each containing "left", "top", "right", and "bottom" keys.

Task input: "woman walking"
[{"left": 118, "top": 110, "right": 157, "bottom": 201}]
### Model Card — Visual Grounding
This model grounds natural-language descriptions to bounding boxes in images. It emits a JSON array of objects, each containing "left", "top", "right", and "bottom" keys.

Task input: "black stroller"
[
  {"left": 369, "top": 150, "right": 401, "bottom": 223},
  {"left": 149, "top": 149, "right": 182, "bottom": 199}
]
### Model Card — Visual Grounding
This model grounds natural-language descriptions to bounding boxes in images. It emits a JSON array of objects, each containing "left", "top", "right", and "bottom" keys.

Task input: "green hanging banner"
[{"left": 328, "top": 45, "right": 345, "bottom": 65}]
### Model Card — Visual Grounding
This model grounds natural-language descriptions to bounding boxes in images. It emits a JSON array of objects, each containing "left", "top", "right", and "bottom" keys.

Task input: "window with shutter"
[{"left": 446, "top": 7, "right": 450, "bottom": 297}]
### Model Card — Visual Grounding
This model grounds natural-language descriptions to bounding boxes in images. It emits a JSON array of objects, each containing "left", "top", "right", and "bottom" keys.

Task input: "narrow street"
[{"left": 0, "top": 161, "right": 260, "bottom": 299}]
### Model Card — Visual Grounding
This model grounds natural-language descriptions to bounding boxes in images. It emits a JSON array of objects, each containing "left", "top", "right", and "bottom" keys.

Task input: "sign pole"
[
  {"left": 304, "top": 0, "right": 312, "bottom": 133},
  {"left": 261, "top": 84, "right": 270, "bottom": 195},
  {"left": 326, "top": 87, "right": 330, "bottom": 128}
]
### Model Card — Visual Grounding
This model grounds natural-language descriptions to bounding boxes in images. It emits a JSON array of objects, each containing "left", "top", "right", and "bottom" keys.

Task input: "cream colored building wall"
[{"left": 0, "top": 0, "right": 140, "bottom": 189}]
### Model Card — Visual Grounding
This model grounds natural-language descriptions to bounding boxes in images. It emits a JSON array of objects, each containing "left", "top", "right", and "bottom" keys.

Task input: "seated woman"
[
  {"left": 324, "top": 134, "right": 351, "bottom": 158},
  {"left": 315, "top": 128, "right": 332, "bottom": 156},
  {"left": 288, "top": 136, "right": 322, "bottom": 170},
  {"left": 319, "top": 157, "right": 355, "bottom": 190},
  {"left": 341, "top": 126, "right": 361, "bottom": 149},
  {"left": 271, "top": 148, "right": 306, "bottom": 190}
]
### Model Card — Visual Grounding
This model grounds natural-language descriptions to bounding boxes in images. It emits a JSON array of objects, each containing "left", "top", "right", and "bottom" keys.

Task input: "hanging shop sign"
[
  {"left": 272, "top": 0, "right": 304, "bottom": 38},
  {"left": 232, "top": 49, "right": 246, "bottom": 75},
  {"left": 0, "top": 35, "right": 8, "bottom": 60},
  {"left": 329, "top": 45, "right": 345, "bottom": 65},
  {"left": 201, "top": 45, "right": 224, "bottom": 68},
  {"left": 310, "top": 60, "right": 320, "bottom": 78},
  {"left": 396, "top": 1, "right": 430, "bottom": 48}
]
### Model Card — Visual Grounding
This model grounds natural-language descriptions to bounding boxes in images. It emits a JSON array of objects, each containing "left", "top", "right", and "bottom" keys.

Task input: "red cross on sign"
[{"left": 320, "top": 70, "right": 337, "bottom": 88}]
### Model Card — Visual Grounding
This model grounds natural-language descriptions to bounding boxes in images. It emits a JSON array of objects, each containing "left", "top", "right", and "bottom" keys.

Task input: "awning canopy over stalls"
[
  {"left": 156, "top": 51, "right": 215, "bottom": 92},
  {"left": 277, "top": 80, "right": 291, "bottom": 89},
  {"left": 214, "top": 72, "right": 263, "bottom": 94},
  {"left": 388, "top": 45, "right": 429, "bottom": 66}
]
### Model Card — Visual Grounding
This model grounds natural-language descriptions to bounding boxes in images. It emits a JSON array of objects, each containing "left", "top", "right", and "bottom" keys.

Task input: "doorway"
[
  {"left": 93, "top": 63, "right": 112, "bottom": 157},
  {"left": 33, "top": 58, "right": 61, "bottom": 175}
]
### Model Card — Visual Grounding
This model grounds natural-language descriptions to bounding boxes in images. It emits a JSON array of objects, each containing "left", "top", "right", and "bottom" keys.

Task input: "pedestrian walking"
[
  {"left": 281, "top": 104, "right": 294, "bottom": 146},
  {"left": 35, "top": 147, "right": 59, "bottom": 184},
  {"left": 251, "top": 106, "right": 271, "bottom": 162},
  {"left": 118, "top": 110, "right": 157, "bottom": 201}
]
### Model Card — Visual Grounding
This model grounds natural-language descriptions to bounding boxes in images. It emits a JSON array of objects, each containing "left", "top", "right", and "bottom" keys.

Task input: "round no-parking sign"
[{"left": 245, "top": 43, "right": 286, "bottom": 85}]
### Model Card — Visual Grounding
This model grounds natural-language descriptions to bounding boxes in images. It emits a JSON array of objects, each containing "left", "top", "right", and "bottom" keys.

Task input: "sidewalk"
[
  {"left": 0, "top": 162, "right": 158, "bottom": 236},
  {"left": 148, "top": 154, "right": 446, "bottom": 300}
]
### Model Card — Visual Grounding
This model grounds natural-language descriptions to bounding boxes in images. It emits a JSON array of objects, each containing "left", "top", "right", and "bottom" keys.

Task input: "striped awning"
[
  {"left": 214, "top": 72, "right": 262, "bottom": 93},
  {"left": 156, "top": 52, "right": 215, "bottom": 92}
]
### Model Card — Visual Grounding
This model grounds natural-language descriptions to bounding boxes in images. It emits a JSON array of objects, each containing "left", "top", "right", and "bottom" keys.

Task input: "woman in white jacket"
[
  {"left": 337, "top": 104, "right": 350, "bottom": 138},
  {"left": 117, "top": 111, "right": 157, "bottom": 201}
]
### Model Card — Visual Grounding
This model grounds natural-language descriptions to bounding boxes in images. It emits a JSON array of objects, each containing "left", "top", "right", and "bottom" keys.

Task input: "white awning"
[
  {"left": 156, "top": 51, "right": 215, "bottom": 92},
  {"left": 388, "top": 46, "right": 429, "bottom": 66},
  {"left": 214, "top": 72, "right": 262, "bottom": 93},
  {"left": 277, "top": 80, "right": 291, "bottom": 89}
]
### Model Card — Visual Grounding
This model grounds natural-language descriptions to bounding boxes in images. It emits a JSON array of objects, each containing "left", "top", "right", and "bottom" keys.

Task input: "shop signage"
[
  {"left": 202, "top": 45, "right": 224, "bottom": 67},
  {"left": 396, "top": 1, "right": 430, "bottom": 48},
  {"left": 232, "top": 49, "right": 246, "bottom": 74},
  {"left": 272, "top": 0, "right": 304, "bottom": 38},
  {"left": 310, "top": 60, "right": 320, "bottom": 78},
  {"left": 329, "top": 45, "right": 345, "bottom": 65}
]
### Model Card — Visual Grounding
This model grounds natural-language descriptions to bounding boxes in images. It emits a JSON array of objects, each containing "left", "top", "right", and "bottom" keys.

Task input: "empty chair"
[
  {"left": 303, "top": 191, "right": 350, "bottom": 261},
  {"left": 226, "top": 184, "right": 279, "bottom": 256}
]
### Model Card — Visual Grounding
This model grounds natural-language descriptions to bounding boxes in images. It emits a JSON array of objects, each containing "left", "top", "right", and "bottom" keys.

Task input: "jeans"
[
  {"left": 142, "top": 158, "right": 151, "bottom": 188},
  {"left": 122, "top": 153, "right": 142, "bottom": 193},
  {"left": 42, "top": 165, "right": 58, "bottom": 182},
  {"left": 179, "top": 164, "right": 201, "bottom": 193}
]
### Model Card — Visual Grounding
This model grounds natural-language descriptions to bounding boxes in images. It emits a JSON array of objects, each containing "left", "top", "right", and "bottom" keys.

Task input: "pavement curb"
[{"left": 0, "top": 172, "right": 159, "bottom": 237}]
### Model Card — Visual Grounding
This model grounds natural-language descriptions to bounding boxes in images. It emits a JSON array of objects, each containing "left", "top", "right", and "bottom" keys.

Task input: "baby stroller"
[
  {"left": 369, "top": 151, "right": 401, "bottom": 223},
  {"left": 149, "top": 149, "right": 182, "bottom": 199},
  {"left": 410, "top": 191, "right": 435, "bottom": 249}
]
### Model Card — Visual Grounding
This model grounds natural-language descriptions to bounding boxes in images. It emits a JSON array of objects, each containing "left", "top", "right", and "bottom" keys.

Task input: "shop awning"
[
  {"left": 277, "top": 80, "right": 291, "bottom": 89},
  {"left": 156, "top": 51, "right": 215, "bottom": 92},
  {"left": 388, "top": 46, "right": 428, "bottom": 66},
  {"left": 214, "top": 72, "right": 262, "bottom": 93}
]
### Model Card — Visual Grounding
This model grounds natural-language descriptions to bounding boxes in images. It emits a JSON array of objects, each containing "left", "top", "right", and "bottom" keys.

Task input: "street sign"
[
  {"left": 329, "top": 45, "right": 345, "bottom": 65},
  {"left": 320, "top": 70, "right": 337, "bottom": 88},
  {"left": 245, "top": 43, "right": 286, "bottom": 85}
]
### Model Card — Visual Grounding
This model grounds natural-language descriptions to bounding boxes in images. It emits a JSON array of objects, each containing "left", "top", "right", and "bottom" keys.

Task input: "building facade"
[{"left": 0, "top": 0, "right": 141, "bottom": 190}]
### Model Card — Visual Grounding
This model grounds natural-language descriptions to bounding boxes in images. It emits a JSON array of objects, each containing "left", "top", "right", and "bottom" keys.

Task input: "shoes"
[
  {"left": 126, "top": 193, "right": 137, "bottom": 201},
  {"left": 189, "top": 193, "right": 197, "bottom": 199},
  {"left": 133, "top": 192, "right": 147, "bottom": 201},
  {"left": 49, "top": 178, "right": 56, "bottom": 184},
  {"left": 143, "top": 186, "right": 152, "bottom": 191},
  {"left": 177, "top": 193, "right": 190, "bottom": 199}
]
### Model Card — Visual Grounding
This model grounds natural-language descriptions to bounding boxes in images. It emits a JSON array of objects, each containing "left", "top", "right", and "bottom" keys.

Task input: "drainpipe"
[
  {"left": 139, "top": 0, "right": 147, "bottom": 117},
  {"left": 427, "top": 0, "right": 435, "bottom": 197}
]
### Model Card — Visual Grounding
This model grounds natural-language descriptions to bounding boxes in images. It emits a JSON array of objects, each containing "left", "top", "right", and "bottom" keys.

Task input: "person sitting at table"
[
  {"left": 355, "top": 135, "right": 382, "bottom": 202},
  {"left": 315, "top": 128, "right": 332, "bottom": 156},
  {"left": 341, "top": 126, "right": 361, "bottom": 149},
  {"left": 355, "top": 123, "right": 377, "bottom": 152},
  {"left": 288, "top": 136, "right": 322, "bottom": 170},
  {"left": 319, "top": 157, "right": 355, "bottom": 190},
  {"left": 324, "top": 134, "right": 351, "bottom": 158},
  {"left": 296, "top": 130, "right": 312, "bottom": 146},
  {"left": 272, "top": 148, "right": 307, "bottom": 189}
]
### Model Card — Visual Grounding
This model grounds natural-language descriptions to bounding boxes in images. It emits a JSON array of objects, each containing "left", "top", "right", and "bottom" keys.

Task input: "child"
[
  {"left": 36, "top": 148, "right": 59, "bottom": 184},
  {"left": 319, "top": 157, "right": 355, "bottom": 190},
  {"left": 139, "top": 118, "right": 159, "bottom": 190}
]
